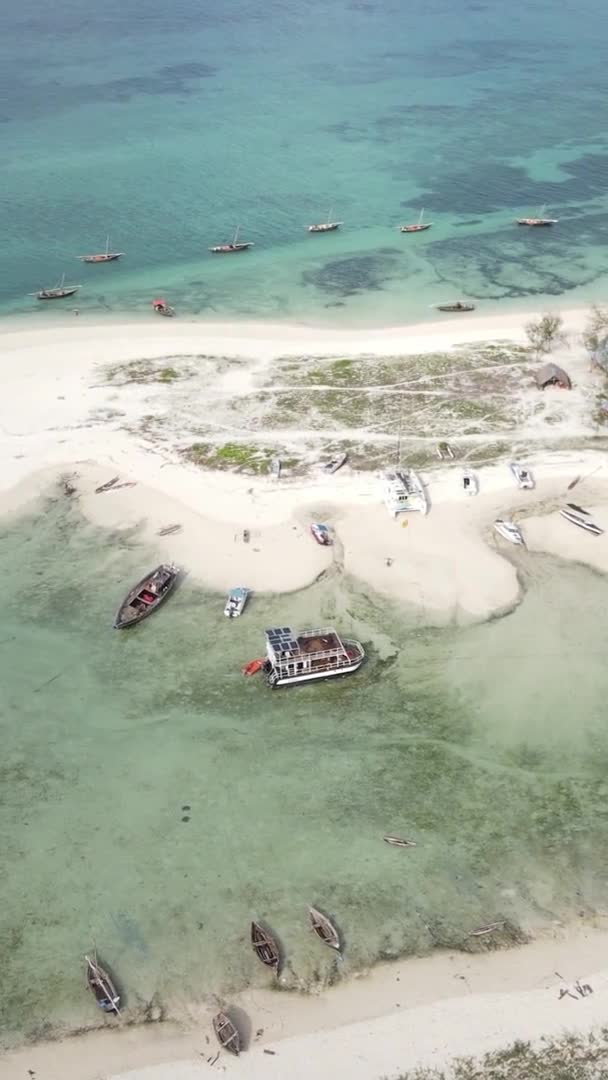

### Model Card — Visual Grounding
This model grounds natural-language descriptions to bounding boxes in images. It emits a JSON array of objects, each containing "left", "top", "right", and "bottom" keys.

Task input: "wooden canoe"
[
  {"left": 309, "top": 906, "right": 341, "bottom": 951},
  {"left": 85, "top": 952, "right": 120, "bottom": 1015},
  {"left": 113, "top": 563, "right": 179, "bottom": 629},
  {"left": 383, "top": 835, "right": 417, "bottom": 848},
  {"left": 213, "top": 1011, "right": 240, "bottom": 1054},
  {"left": 251, "top": 921, "right": 280, "bottom": 972}
]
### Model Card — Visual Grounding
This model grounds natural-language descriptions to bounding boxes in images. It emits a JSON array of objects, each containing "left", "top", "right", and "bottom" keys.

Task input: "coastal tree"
[
  {"left": 582, "top": 304, "right": 608, "bottom": 369},
  {"left": 524, "top": 312, "right": 567, "bottom": 357}
]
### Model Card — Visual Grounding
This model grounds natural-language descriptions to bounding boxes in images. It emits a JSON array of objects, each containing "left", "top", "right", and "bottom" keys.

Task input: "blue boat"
[{"left": 310, "top": 522, "right": 332, "bottom": 546}]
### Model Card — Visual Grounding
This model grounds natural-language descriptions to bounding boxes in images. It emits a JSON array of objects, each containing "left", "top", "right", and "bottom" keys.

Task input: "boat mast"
[
  {"left": 233, "top": 224, "right": 240, "bottom": 245},
  {"left": 419, "top": 208, "right": 424, "bottom": 225},
  {"left": 105, "top": 235, "right": 110, "bottom": 255},
  {"left": 327, "top": 206, "right": 332, "bottom": 225}
]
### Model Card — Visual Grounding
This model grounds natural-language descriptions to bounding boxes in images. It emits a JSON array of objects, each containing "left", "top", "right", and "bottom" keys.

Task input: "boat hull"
[
  {"left": 37, "top": 288, "right": 80, "bottom": 300},
  {"left": 81, "top": 254, "right": 123, "bottom": 263},
  {"left": 269, "top": 657, "right": 363, "bottom": 687}
]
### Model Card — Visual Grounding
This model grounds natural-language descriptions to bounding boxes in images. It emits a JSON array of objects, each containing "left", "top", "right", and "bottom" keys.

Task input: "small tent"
[{"left": 534, "top": 363, "right": 571, "bottom": 390}]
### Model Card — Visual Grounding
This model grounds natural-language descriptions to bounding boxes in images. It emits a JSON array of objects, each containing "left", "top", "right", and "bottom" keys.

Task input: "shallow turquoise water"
[
  {"left": 2, "top": 0, "right": 608, "bottom": 323},
  {"left": 2, "top": 497, "right": 608, "bottom": 1045}
]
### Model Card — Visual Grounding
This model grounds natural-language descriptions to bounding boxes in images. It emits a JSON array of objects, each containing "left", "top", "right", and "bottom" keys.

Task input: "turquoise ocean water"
[
  {"left": 3, "top": 497, "right": 608, "bottom": 1045},
  {"left": 2, "top": 0, "right": 608, "bottom": 324}
]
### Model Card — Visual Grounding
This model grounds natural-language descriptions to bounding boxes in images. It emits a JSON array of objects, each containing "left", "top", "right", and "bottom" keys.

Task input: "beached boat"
[
  {"left": 251, "top": 921, "right": 280, "bottom": 972},
  {"left": 567, "top": 502, "right": 589, "bottom": 515},
  {"left": 85, "top": 952, "right": 120, "bottom": 1015},
  {"left": 516, "top": 205, "right": 558, "bottom": 226},
  {"left": 323, "top": 452, "right": 348, "bottom": 473},
  {"left": 152, "top": 298, "right": 175, "bottom": 316},
  {"left": 262, "top": 625, "right": 364, "bottom": 687},
  {"left": 31, "top": 273, "right": 81, "bottom": 300},
  {"left": 78, "top": 236, "right": 124, "bottom": 263},
  {"left": 559, "top": 508, "right": 603, "bottom": 535},
  {"left": 462, "top": 468, "right": 479, "bottom": 495},
  {"left": 510, "top": 462, "right": 534, "bottom": 490},
  {"left": 383, "top": 835, "right": 417, "bottom": 848},
  {"left": 494, "top": 519, "right": 525, "bottom": 545},
  {"left": 437, "top": 441, "right": 455, "bottom": 460},
  {"left": 400, "top": 208, "right": 432, "bottom": 233},
  {"left": 114, "top": 563, "right": 179, "bottom": 629},
  {"left": 224, "top": 586, "right": 250, "bottom": 618},
  {"left": 213, "top": 1012, "right": 240, "bottom": 1055},
  {"left": 469, "top": 921, "right": 504, "bottom": 937},
  {"left": 309, "top": 906, "right": 341, "bottom": 951},
  {"left": 437, "top": 301, "right": 475, "bottom": 312},
  {"left": 270, "top": 457, "right": 281, "bottom": 479},
  {"left": 308, "top": 208, "right": 343, "bottom": 233},
  {"left": 382, "top": 469, "right": 428, "bottom": 517},
  {"left": 209, "top": 225, "right": 253, "bottom": 253},
  {"left": 310, "top": 522, "right": 332, "bottom": 546}
]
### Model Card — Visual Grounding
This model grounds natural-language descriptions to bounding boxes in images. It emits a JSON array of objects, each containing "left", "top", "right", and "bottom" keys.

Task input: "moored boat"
[
  {"left": 559, "top": 508, "right": 603, "bottom": 535},
  {"left": 114, "top": 563, "right": 179, "bottom": 629},
  {"left": 494, "top": 519, "right": 525, "bottom": 545},
  {"left": 213, "top": 1011, "right": 240, "bottom": 1055},
  {"left": 209, "top": 225, "right": 253, "bottom": 253},
  {"left": 437, "top": 301, "right": 475, "bottom": 312},
  {"left": 309, "top": 906, "right": 341, "bottom": 951},
  {"left": 78, "top": 235, "right": 124, "bottom": 263},
  {"left": 383, "top": 835, "right": 417, "bottom": 848},
  {"left": 400, "top": 208, "right": 432, "bottom": 233},
  {"left": 509, "top": 462, "right": 534, "bottom": 490},
  {"left": 308, "top": 208, "right": 343, "bottom": 233},
  {"left": 31, "top": 273, "right": 81, "bottom": 300},
  {"left": 310, "top": 522, "right": 332, "bottom": 546},
  {"left": 516, "top": 205, "right": 558, "bottom": 226},
  {"left": 251, "top": 921, "right": 280, "bottom": 972},
  {"left": 85, "top": 952, "right": 120, "bottom": 1015},
  {"left": 152, "top": 298, "right": 175, "bottom": 316},
  {"left": 382, "top": 468, "right": 428, "bottom": 517},
  {"left": 224, "top": 586, "right": 250, "bottom": 618},
  {"left": 323, "top": 452, "right": 348, "bottom": 473},
  {"left": 263, "top": 625, "right": 364, "bottom": 687},
  {"left": 462, "top": 468, "right": 479, "bottom": 495}
]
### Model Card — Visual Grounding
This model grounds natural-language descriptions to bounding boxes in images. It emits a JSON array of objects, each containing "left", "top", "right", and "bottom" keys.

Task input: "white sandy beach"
[{"left": 2, "top": 306, "right": 608, "bottom": 1077}]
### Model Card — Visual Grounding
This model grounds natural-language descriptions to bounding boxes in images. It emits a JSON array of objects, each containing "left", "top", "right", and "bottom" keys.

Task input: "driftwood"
[{"left": 158, "top": 524, "right": 182, "bottom": 536}]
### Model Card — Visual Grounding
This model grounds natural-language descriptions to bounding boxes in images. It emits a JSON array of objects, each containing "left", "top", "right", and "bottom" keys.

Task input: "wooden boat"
[
  {"left": 213, "top": 1011, "right": 240, "bottom": 1055},
  {"left": 567, "top": 502, "right": 590, "bottom": 515},
  {"left": 251, "top": 921, "right": 280, "bottom": 972},
  {"left": 85, "top": 952, "right": 120, "bottom": 1015},
  {"left": 152, "top": 298, "right": 175, "bottom": 317},
  {"left": 308, "top": 208, "right": 343, "bottom": 233},
  {"left": 242, "top": 657, "right": 264, "bottom": 676},
  {"left": 437, "top": 441, "right": 455, "bottom": 460},
  {"left": 509, "top": 462, "right": 534, "bottom": 490},
  {"left": 31, "top": 274, "right": 81, "bottom": 300},
  {"left": 310, "top": 522, "right": 332, "bottom": 546},
  {"left": 114, "top": 563, "right": 179, "bottom": 629},
  {"left": 323, "top": 452, "right": 348, "bottom": 474},
  {"left": 400, "top": 208, "right": 432, "bottom": 233},
  {"left": 468, "top": 921, "right": 504, "bottom": 937},
  {"left": 494, "top": 519, "right": 524, "bottom": 545},
  {"left": 309, "top": 906, "right": 341, "bottom": 951},
  {"left": 383, "top": 835, "right": 417, "bottom": 848},
  {"left": 516, "top": 205, "right": 558, "bottom": 226},
  {"left": 78, "top": 236, "right": 124, "bottom": 263},
  {"left": 437, "top": 301, "right": 475, "bottom": 313},
  {"left": 209, "top": 225, "right": 253, "bottom": 253},
  {"left": 560, "top": 508, "right": 603, "bottom": 535},
  {"left": 462, "top": 468, "right": 479, "bottom": 496},
  {"left": 224, "top": 586, "right": 250, "bottom": 618},
  {"left": 270, "top": 457, "right": 281, "bottom": 479}
]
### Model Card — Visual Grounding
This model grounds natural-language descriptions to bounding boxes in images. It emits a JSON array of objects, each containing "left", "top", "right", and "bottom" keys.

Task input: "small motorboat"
[
  {"left": 209, "top": 225, "right": 253, "bottom": 253},
  {"left": 559, "top": 509, "right": 603, "bottom": 536},
  {"left": 85, "top": 952, "right": 120, "bottom": 1015},
  {"left": 270, "top": 457, "right": 281, "bottom": 479},
  {"left": 462, "top": 468, "right": 479, "bottom": 495},
  {"left": 251, "top": 921, "right": 280, "bottom": 973},
  {"left": 437, "top": 441, "right": 455, "bottom": 460},
  {"left": 310, "top": 522, "right": 332, "bottom": 546},
  {"left": 383, "top": 835, "right": 417, "bottom": 848},
  {"left": 152, "top": 298, "right": 175, "bottom": 317},
  {"left": 213, "top": 1011, "right": 240, "bottom": 1055},
  {"left": 224, "top": 586, "right": 250, "bottom": 618},
  {"left": 399, "top": 208, "right": 432, "bottom": 233},
  {"left": 437, "top": 301, "right": 475, "bottom": 312},
  {"left": 31, "top": 273, "right": 81, "bottom": 300},
  {"left": 242, "top": 658, "right": 264, "bottom": 676},
  {"left": 323, "top": 452, "right": 348, "bottom": 474},
  {"left": 510, "top": 462, "right": 534, "bottom": 490},
  {"left": 494, "top": 519, "right": 525, "bottom": 545},
  {"left": 114, "top": 563, "right": 179, "bottom": 629},
  {"left": 309, "top": 906, "right": 341, "bottom": 951}
]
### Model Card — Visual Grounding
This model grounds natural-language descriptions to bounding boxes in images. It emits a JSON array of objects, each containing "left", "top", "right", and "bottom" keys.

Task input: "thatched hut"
[{"left": 534, "top": 363, "right": 571, "bottom": 390}]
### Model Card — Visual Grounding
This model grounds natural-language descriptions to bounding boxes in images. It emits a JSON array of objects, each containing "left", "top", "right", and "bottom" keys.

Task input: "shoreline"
[{"left": 3, "top": 923, "right": 608, "bottom": 1079}]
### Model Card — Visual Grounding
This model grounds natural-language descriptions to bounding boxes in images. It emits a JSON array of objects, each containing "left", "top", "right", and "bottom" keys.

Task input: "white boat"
[
  {"left": 323, "top": 452, "right": 348, "bottom": 473},
  {"left": 224, "top": 586, "right": 250, "bottom": 618},
  {"left": 494, "top": 519, "right": 525, "bottom": 545},
  {"left": 308, "top": 207, "right": 343, "bottom": 233},
  {"left": 310, "top": 522, "right": 332, "bottom": 546},
  {"left": 510, "top": 462, "right": 534, "bottom": 489},
  {"left": 559, "top": 509, "right": 603, "bottom": 536},
  {"left": 264, "top": 626, "right": 364, "bottom": 687},
  {"left": 462, "top": 468, "right": 478, "bottom": 495},
  {"left": 382, "top": 469, "right": 428, "bottom": 517}
]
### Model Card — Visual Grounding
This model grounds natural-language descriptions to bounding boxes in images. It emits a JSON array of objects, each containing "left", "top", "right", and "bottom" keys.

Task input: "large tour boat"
[
  {"left": 382, "top": 469, "right": 428, "bottom": 517},
  {"left": 261, "top": 626, "right": 364, "bottom": 687}
]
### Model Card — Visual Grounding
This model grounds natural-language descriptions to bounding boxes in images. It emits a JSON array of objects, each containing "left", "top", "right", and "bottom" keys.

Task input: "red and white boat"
[
  {"left": 78, "top": 236, "right": 124, "bottom": 263},
  {"left": 152, "top": 298, "right": 175, "bottom": 316},
  {"left": 516, "top": 205, "right": 558, "bottom": 226},
  {"left": 310, "top": 522, "right": 332, "bottom": 545},
  {"left": 399, "top": 209, "right": 432, "bottom": 233}
]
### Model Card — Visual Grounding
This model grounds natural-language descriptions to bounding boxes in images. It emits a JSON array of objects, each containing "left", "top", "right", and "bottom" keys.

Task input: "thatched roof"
[{"left": 535, "top": 363, "right": 571, "bottom": 389}]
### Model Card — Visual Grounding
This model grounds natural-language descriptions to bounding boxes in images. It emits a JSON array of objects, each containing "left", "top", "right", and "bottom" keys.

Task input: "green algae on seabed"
[{"left": 2, "top": 499, "right": 608, "bottom": 1047}]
